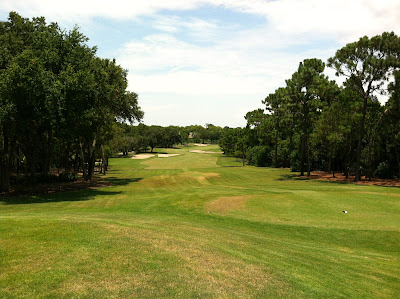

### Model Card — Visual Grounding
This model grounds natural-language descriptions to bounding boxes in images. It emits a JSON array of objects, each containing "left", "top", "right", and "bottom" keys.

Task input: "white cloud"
[
  {"left": 118, "top": 26, "right": 335, "bottom": 97},
  {"left": 262, "top": 0, "right": 400, "bottom": 42},
  {"left": 152, "top": 15, "right": 220, "bottom": 37},
  {"left": 2, "top": 0, "right": 399, "bottom": 126},
  {"left": 0, "top": 0, "right": 203, "bottom": 22},
  {"left": 2, "top": 0, "right": 400, "bottom": 42}
]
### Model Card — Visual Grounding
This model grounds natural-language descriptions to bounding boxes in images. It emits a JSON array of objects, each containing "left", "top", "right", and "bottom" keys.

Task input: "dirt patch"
[
  {"left": 189, "top": 150, "right": 221, "bottom": 154},
  {"left": 206, "top": 195, "right": 253, "bottom": 213},
  {"left": 158, "top": 154, "right": 181, "bottom": 158},
  {"left": 131, "top": 154, "right": 155, "bottom": 159},
  {"left": 303, "top": 171, "right": 400, "bottom": 187}
]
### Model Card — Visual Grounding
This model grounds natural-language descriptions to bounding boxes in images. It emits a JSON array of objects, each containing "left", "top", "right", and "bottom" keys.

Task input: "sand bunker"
[
  {"left": 158, "top": 154, "right": 181, "bottom": 158},
  {"left": 194, "top": 143, "right": 208, "bottom": 147},
  {"left": 189, "top": 150, "right": 221, "bottom": 154},
  {"left": 131, "top": 154, "right": 155, "bottom": 159}
]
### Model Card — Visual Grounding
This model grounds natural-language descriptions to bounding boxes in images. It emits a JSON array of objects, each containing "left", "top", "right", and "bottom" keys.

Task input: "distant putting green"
[{"left": 1, "top": 144, "right": 399, "bottom": 298}]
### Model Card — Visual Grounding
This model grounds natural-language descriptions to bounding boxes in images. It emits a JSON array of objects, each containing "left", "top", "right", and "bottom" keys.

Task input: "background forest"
[
  {"left": 219, "top": 35, "right": 400, "bottom": 182},
  {"left": 1, "top": 12, "right": 400, "bottom": 193}
]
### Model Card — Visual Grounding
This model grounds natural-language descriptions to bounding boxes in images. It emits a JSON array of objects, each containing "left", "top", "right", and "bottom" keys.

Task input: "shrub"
[
  {"left": 59, "top": 172, "right": 78, "bottom": 182},
  {"left": 374, "top": 162, "right": 394, "bottom": 179},
  {"left": 246, "top": 146, "right": 272, "bottom": 167}
]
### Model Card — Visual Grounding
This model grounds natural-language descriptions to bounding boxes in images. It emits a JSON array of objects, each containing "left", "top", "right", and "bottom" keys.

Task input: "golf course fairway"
[{"left": 1, "top": 144, "right": 399, "bottom": 298}]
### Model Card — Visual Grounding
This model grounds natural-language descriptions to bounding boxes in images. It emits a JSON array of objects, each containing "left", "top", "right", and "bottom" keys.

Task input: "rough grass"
[{"left": 1, "top": 144, "right": 399, "bottom": 298}]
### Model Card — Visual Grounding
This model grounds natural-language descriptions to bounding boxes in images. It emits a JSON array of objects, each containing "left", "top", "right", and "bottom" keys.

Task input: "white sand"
[
  {"left": 131, "top": 154, "right": 155, "bottom": 159},
  {"left": 158, "top": 154, "right": 181, "bottom": 158},
  {"left": 189, "top": 150, "right": 221, "bottom": 154},
  {"left": 194, "top": 143, "right": 208, "bottom": 147}
]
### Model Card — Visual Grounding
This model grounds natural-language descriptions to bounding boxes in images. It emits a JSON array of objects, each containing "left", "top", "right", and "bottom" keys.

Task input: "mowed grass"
[{"left": 1, "top": 144, "right": 399, "bottom": 298}]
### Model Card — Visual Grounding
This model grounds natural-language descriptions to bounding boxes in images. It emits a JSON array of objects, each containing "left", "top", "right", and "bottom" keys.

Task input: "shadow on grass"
[
  {"left": 216, "top": 156, "right": 243, "bottom": 168},
  {"left": 275, "top": 174, "right": 299, "bottom": 181},
  {"left": 1, "top": 177, "right": 143, "bottom": 205},
  {"left": 275, "top": 173, "right": 400, "bottom": 188},
  {"left": 104, "top": 177, "right": 142, "bottom": 186},
  {"left": 1, "top": 189, "right": 122, "bottom": 205}
]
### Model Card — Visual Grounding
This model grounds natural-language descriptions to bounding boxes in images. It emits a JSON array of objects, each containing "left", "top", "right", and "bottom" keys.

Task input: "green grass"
[{"left": 1, "top": 144, "right": 399, "bottom": 298}]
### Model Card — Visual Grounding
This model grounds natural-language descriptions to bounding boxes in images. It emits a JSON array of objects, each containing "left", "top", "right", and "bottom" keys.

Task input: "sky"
[{"left": 1, "top": 0, "right": 400, "bottom": 127}]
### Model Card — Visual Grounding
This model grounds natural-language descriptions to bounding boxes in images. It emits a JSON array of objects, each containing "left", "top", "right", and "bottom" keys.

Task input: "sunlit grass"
[{"left": 1, "top": 144, "right": 399, "bottom": 298}]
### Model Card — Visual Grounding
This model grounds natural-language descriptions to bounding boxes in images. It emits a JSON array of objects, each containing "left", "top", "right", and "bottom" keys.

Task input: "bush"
[
  {"left": 59, "top": 172, "right": 78, "bottom": 182},
  {"left": 10, "top": 175, "right": 25, "bottom": 185},
  {"left": 374, "top": 162, "right": 394, "bottom": 179},
  {"left": 246, "top": 146, "right": 272, "bottom": 167}
]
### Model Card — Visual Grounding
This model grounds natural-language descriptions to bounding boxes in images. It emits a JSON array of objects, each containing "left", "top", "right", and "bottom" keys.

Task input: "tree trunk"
[
  {"left": 0, "top": 158, "right": 10, "bottom": 192},
  {"left": 395, "top": 140, "right": 400, "bottom": 178},
  {"left": 300, "top": 134, "right": 305, "bottom": 176},
  {"left": 101, "top": 145, "right": 106, "bottom": 175},
  {"left": 355, "top": 97, "right": 368, "bottom": 182},
  {"left": 43, "top": 129, "right": 52, "bottom": 175},
  {"left": 275, "top": 117, "right": 279, "bottom": 168},
  {"left": 0, "top": 129, "right": 10, "bottom": 192},
  {"left": 87, "top": 153, "right": 96, "bottom": 181},
  {"left": 344, "top": 142, "right": 351, "bottom": 179},
  {"left": 86, "top": 138, "right": 97, "bottom": 181},
  {"left": 306, "top": 134, "right": 311, "bottom": 177},
  {"left": 80, "top": 142, "right": 87, "bottom": 181},
  {"left": 328, "top": 153, "right": 332, "bottom": 174},
  {"left": 74, "top": 152, "right": 79, "bottom": 174},
  {"left": 28, "top": 150, "right": 37, "bottom": 184}
]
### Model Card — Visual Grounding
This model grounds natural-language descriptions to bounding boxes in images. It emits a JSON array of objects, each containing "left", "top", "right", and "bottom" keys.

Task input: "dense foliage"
[
  {"left": 2, "top": 11, "right": 399, "bottom": 190},
  {"left": 0, "top": 12, "right": 143, "bottom": 191},
  {"left": 219, "top": 32, "right": 400, "bottom": 181},
  {"left": 110, "top": 123, "right": 223, "bottom": 154}
]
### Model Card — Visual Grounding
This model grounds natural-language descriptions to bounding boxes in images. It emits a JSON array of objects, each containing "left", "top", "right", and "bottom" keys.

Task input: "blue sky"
[{"left": 1, "top": 0, "right": 399, "bottom": 127}]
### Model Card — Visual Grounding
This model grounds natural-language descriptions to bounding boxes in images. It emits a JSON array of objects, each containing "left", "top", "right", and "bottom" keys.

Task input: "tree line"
[
  {"left": 0, "top": 12, "right": 143, "bottom": 192},
  {"left": 2, "top": 12, "right": 399, "bottom": 192},
  {"left": 219, "top": 32, "right": 400, "bottom": 181},
  {"left": 111, "top": 123, "right": 223, "bottom": 154}
]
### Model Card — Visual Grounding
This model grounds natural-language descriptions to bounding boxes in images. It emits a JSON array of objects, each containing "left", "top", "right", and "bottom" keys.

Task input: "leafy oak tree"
[{"left": 0, "top": 12, "right": 143, "bottom": 191}]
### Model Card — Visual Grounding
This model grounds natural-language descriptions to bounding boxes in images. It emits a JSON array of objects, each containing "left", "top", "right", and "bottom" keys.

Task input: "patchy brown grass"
[
  {"left": 140, "top": 172, "right": 221, "bottom": 188},
  {"left": 206, "top": 195, "right": 254, "bottom": 213},
  {"left": 98, "top": 222, "right": 285, "bottom": 298},
  {"left": 186, "top": 172, "right": 220, "bottom": 185}
]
